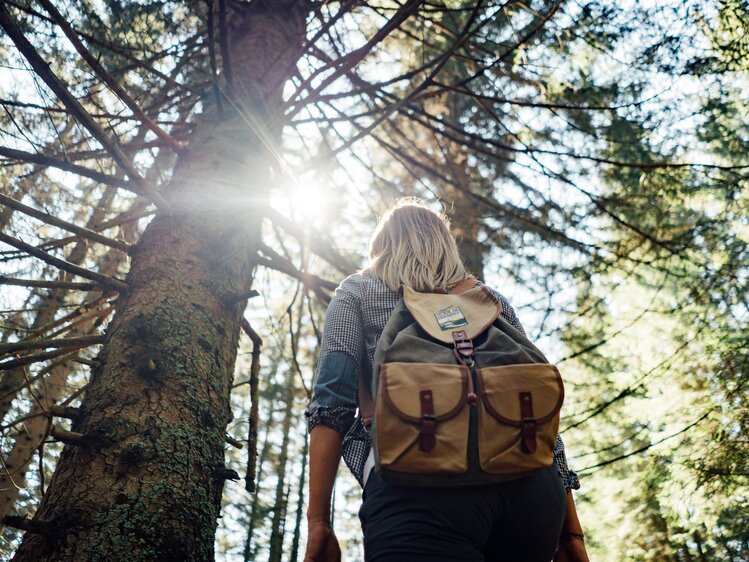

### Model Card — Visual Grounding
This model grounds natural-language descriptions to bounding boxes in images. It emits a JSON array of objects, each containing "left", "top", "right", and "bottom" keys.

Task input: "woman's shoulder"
[
  {"left": 340, "top": 271, "right": 392, "bottom": 290},
  {"left": 483, "top": 283, "right": 511, "bottom": 306},
  {"left": 336, "top": 272, "right": 388, "bottom": 297}
]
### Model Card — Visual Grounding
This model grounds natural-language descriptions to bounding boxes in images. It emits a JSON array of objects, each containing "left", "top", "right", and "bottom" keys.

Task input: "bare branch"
[
  {"left": 0, "top": 347, "right": 84, "bottom": 372},
  {"left": 1, "top": 515, "right": 58, "bottom": 536},
  {"left": 0, "top": 335, "right": 105, "bottom": 356},
  {"left": 36, "top": 0, "right": 182, "bottom": 154},
  {"left": 0, "top": 3, "right": 171, "bottom": 210},
  {"left": 0, "top": 146, "right": 133, "bottom": 192},
  {"left": 0, "top": 276, "right": 97, "bottom": 291},
  {"left": 264, "top": 207, "right": 356, "bottom": 275},
  {"left": 257, "top": 243, "right": 338, "bottom": 292},
  {"left": 241, "top": 318, "right": 262, "bottom": 493},
  {"left": 49, "top": 425, "right": 86, "bottom": 445},
  {"left": 0, "top": 193, "right": 131, "bottom": 253},
  {"left": 285, "top": 0, "right": 424, "bottom": 114},
  {"left": 0, "top": 232, "right": 129, "bottom": 293}
]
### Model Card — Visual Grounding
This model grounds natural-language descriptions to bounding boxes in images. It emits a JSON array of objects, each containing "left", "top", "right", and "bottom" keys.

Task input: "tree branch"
[
  {"left": 241, "top": 317, "right": 262, "bottom": 493},
  {"left": 37, "top": 0, "right": 183, "bottom": 153},
  {"left": 0, "top": 347, "right": 84, "bottom": 372},
  {"left": 0, "top": 276, "right": 96, "bottom": 291},
  {"left": 284, "top": 0, "right": 424, "bottom": 114},
  {"left": 0, "top": 232, "right": 129, "bottom": 293},
  {"left": 0, "top": 193, "right": 131, "bottom": 253},
  {"left": 0, "top": 3, "right": 171, "bottom": 210},
  {"left": 257, "top": 244, "right": 337, "bottom": 294},
  {"left": 0, "top": 335, "right": 106, "bottom": 356},
  {"left": 0, "top": 146, "right": 134, "bottom": 192},
  {"left": 264, "top": 207, "right": 356, "bottom": 275}
]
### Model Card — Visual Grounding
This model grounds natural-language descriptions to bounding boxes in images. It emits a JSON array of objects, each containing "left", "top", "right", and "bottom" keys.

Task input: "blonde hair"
[{"left": 364, "top": 198, "right": 471, "bottom": 292}]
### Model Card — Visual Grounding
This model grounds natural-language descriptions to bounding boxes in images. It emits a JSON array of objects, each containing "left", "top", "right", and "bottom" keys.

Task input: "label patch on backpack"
[{"left": 435, "top": 306, "right": 468, "bottom": 330}]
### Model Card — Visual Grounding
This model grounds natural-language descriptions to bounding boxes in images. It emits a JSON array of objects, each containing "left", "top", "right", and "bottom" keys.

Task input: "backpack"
[{"left": 358, "top": 284, "right": 564, "bottom": 487}]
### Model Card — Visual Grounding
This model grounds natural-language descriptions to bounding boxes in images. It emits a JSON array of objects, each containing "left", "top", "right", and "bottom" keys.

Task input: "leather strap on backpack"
[
  {"left": 418, "top": 389, "right": 436, "bottom": 452},
  {"left": 519, "top": 391, "right": 538, "bottom": 454}
]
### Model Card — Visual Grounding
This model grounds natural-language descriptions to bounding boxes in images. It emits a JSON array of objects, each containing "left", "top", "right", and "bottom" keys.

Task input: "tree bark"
[{"left": 11, "top": 3, "right": 310, "bottom": 560}]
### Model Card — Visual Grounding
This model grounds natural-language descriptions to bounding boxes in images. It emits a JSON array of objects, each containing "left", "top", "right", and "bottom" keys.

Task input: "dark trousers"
[{"left": 359, "top": 464, "right": 567, "bottom": 562}]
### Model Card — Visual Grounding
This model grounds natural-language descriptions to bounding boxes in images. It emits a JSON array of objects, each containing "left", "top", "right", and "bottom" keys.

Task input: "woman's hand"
[
  {"left": 304, "top": 520, "right": 341, "bottom": 562},
  {"left": 554, "top": 537, "right": 589, "bottom": 562}
]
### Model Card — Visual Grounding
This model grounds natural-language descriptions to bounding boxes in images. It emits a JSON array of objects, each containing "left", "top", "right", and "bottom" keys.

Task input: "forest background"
[{"left": 0, "top": 0, "right": 747, "bottom": 561}]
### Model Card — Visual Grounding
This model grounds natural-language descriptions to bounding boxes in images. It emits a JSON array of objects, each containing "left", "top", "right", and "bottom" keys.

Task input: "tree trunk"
[
  {"left": 268, "top": 372, "right": 295, "bottom": 562},
  {"left": 11, "top": 3, "right": 310, "bottom": 560},
  {"left": 289, "top": 430, "right": 309, "bottom": 562},
  {"left": 243, "top": 409, "right": 275, "bottom": 562}
]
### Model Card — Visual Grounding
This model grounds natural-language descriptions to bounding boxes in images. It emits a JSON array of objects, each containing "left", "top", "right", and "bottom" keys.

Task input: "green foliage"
[{"left": 1, "top": 0, "right": 747, "bottom": 560}]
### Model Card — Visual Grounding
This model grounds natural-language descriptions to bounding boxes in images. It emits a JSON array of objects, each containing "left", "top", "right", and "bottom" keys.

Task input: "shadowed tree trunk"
[
  {"left": 289, "top": 429, "right": 309, "bottom": 562},
  {"left": 243, "top": 410, "right": 274, "bottom": 562},
  {"left": 268, "top": 371, "right": 295, "bottom": 562},
  {"left": 10, "top": 2, "right": 311, "bottom": 560}
]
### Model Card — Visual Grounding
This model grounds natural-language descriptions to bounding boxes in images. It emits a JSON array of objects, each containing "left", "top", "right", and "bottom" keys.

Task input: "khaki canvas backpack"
[{"left": 359, "top": 284, "right": 564, "bottom": 486}]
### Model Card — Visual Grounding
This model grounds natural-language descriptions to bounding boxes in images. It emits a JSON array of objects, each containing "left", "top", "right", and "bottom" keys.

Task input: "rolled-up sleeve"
[{"left": 306, "top": 275, "right": 365, "bottom": 436}]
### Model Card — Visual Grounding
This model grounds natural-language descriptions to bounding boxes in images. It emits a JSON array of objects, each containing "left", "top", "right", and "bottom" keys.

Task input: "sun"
[{"left": 272, "top": 178, "right": 330, "bottom": 224}]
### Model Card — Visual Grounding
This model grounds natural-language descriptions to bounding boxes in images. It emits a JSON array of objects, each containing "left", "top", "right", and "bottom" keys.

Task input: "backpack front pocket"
[
  {"left": 476, "top": 364, "right": 563, "bottom": 474},
  {"left": 374, "top": 362, "right": 470, "bottom": 474}
]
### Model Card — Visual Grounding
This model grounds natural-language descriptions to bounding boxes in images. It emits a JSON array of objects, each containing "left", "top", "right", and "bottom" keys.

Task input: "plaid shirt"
[{"left": 306, "top": 272, "right": 580, "bottom": 491}]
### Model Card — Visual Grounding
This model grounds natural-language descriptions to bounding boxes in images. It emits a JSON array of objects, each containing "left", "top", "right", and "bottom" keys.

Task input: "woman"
[{"left": 305, "top": 199, "right": 589, "bottom": 562}]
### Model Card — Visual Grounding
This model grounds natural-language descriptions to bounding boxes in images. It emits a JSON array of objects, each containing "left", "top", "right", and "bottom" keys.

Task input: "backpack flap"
[
  {"left": 476, "top": 364, "right": 564, "bottom": 474},
  {"left": 374, "top": 362, "right": 470, "bottom": 475},
  {"left": 402, "top": 286, "right": 501, "bottom": 343}
]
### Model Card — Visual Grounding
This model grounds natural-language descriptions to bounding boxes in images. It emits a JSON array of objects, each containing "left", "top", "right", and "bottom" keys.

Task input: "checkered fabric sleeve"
[{"left": 305, "top": 275, "right": 363, "bottom": 436}]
